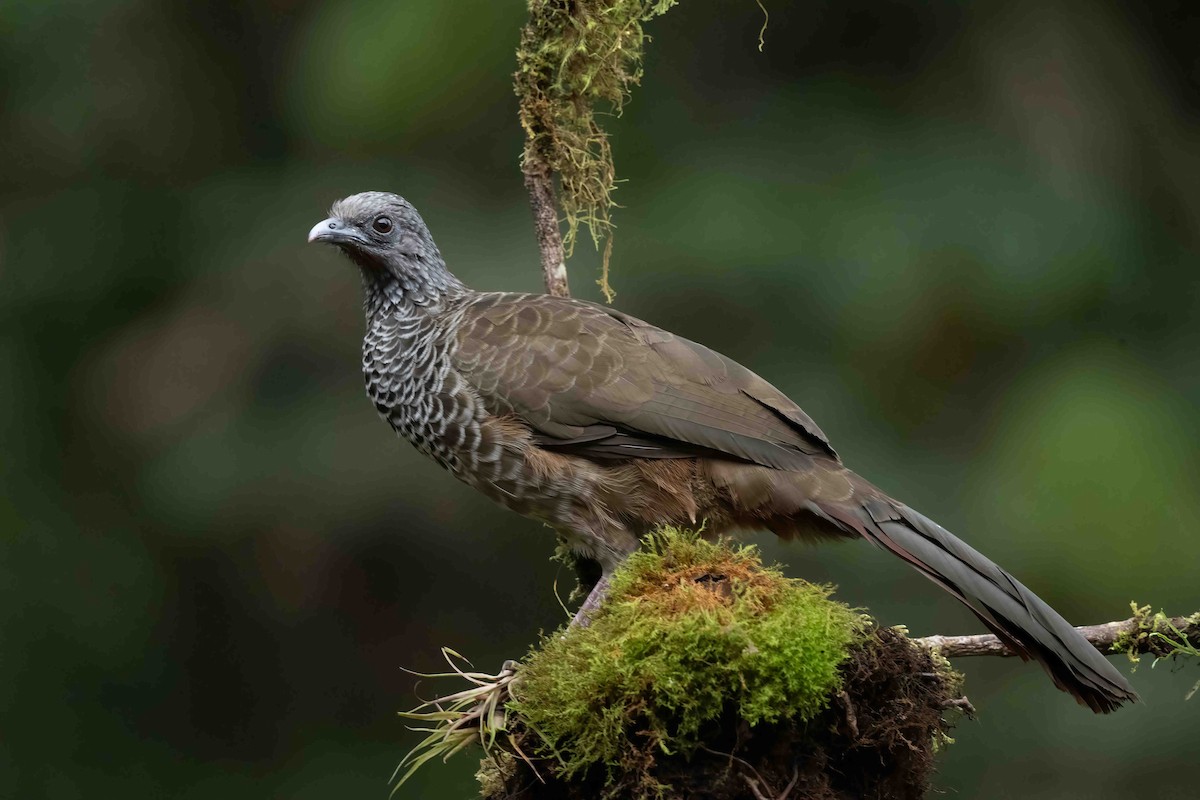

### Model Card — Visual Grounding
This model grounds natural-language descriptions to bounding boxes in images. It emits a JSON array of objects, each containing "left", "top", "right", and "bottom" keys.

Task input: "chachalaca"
[{"left": 308, "top": 191, "right": 1137, "bottom": 713}]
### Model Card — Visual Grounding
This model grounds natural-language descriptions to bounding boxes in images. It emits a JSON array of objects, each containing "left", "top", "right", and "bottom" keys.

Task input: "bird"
[{"left": 308, "top": 190, "right": 1138, "bottom": 714}]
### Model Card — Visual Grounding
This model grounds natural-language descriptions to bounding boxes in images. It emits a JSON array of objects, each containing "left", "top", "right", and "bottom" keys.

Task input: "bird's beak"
[{"left": 308, "top": 217, "right": 360, "bottom": 245}]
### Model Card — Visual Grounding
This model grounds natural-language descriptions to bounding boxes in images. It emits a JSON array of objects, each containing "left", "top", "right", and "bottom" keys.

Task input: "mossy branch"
[
  {"left": 515, "top": 0, "right": 681, "bottom": 300},
  {"left": 523, "top": 164, "right": 571, "bottom": 298},
  {"left": 917, "top": 604, "right": 1200, "bottom": 664}
]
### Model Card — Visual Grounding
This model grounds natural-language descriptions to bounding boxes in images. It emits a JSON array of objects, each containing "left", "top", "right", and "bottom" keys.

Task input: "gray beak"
[{"left": 308, "top": 217, "right": 358, "bottom": 245}]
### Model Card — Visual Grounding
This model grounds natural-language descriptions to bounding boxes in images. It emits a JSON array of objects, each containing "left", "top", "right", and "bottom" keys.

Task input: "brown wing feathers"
[{"left": 457, "top": 294, "right": 833, "bottom": 466}]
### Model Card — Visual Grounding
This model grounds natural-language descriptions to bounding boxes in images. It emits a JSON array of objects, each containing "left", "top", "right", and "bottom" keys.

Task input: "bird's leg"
[
  {"left": 564, "top": 539, "right": 635, "bottom": 628},
  {"left": 554, "top": 542, "right": 615, "bottom": 627},
  {"left": 570, "top": 574, "right": 612, "bottom": 628}
]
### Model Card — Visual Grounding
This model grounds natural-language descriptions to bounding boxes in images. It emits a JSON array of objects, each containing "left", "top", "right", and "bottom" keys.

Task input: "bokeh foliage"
[{"left": 1, "top": 1, "right": 1198, "bottom": 798}]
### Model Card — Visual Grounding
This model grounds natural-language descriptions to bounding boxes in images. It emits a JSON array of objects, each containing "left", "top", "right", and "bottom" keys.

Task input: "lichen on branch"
[{"left": 515, "top": 0, "right": 679, "bottom": 301}]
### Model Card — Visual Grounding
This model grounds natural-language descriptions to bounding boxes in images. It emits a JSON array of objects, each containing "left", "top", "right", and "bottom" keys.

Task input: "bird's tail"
[{"left": 809, "top": 487, "right": 1138, "bottom": 713}]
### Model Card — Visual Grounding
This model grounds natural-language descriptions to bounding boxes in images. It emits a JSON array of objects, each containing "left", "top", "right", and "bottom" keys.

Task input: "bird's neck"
[{"left": 360, "top": 264, "right": 467, "bottom": 319}]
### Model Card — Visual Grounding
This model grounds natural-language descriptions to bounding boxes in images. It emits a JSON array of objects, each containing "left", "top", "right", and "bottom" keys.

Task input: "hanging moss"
[{"left": 515, "top": 0, "right": 680, "bottom": 300}]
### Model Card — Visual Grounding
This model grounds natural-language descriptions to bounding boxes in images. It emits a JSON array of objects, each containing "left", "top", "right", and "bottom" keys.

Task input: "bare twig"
[
  {"left": 941, "top": 696, "right": 977, "bottom": 716},
  {"left": 778, "top": 765, "right": 801, "bottom": 799},
  {"left": 836, "top": 689, "right": 859, "bottom": 738},
  {"left": 700, "top": 746, "right": 772, "bottom": 797},
  {"left": 739, "top": 773, "right": 771, "bottom": 800},
  {"left": 523, "top": 159, "right": 570, "bottom": 297},
  {"left": 916, "top": 611, "right": 1199, "bottom": 658},
  {"left": 737, "top": 764, "right": 800, "bottom": 800}
]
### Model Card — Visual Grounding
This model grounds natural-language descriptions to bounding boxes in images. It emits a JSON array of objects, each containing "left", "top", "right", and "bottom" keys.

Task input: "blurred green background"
[{"left": 2, "top": 0, "right": 1198, "bottom": 797}]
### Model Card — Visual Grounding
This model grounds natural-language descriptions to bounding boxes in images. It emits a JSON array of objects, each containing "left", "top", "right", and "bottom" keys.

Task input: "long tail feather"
[{"left": 810, "top": 491, "right": 1138, "bottom": 713}]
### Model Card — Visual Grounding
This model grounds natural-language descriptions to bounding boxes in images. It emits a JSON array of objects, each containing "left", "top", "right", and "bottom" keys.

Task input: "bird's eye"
[{"left": 372, "top": 216, "right": 393, "bottom": 234}]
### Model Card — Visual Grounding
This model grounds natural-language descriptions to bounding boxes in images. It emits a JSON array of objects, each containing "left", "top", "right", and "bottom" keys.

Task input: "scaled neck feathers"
[{"left": 360, "top": 257, "right": 467, "bottom": 317}]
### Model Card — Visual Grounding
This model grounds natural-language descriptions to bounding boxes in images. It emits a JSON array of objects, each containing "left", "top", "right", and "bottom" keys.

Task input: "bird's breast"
[{"left": 362, "top": 311, "right": 487, "bottom": 475}]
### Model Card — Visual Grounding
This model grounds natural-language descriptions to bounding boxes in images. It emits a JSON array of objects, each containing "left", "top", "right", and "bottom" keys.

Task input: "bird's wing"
[{"left": 452, "top": 293, "right": 837, "bottom": 468}]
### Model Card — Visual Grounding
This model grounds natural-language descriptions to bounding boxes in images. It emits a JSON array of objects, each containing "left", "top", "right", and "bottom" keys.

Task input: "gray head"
[{"left": 308, "top": 191, "right": 463, "bottom": 304}]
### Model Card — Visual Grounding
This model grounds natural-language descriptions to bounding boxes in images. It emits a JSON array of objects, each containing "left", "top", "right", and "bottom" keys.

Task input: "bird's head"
[{"left": 308, "top": 191, "right": 462, "bottom": 304}]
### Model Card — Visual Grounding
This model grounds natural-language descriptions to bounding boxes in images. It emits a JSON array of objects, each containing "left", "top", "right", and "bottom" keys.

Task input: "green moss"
[
  {"left": 515, "top": 0, "right": 680, "bottom": 300},
  {"left": 508, "top": 528, "right": 867, "bottom": 780},
  {"left": 1114, "top": 602, "right": 1200, "bottom": 701},
  {"left": 1113, "top": 602, "right": 1200, "bottom": 663}
]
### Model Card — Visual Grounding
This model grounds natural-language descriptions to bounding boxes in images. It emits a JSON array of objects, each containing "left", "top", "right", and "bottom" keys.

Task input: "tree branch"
[
  {"left": 916, "top": 610, "right": 1199, "bottom": 659},
  {"left": 523, "top": 158, "right": 570, "bottom": 297}
]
